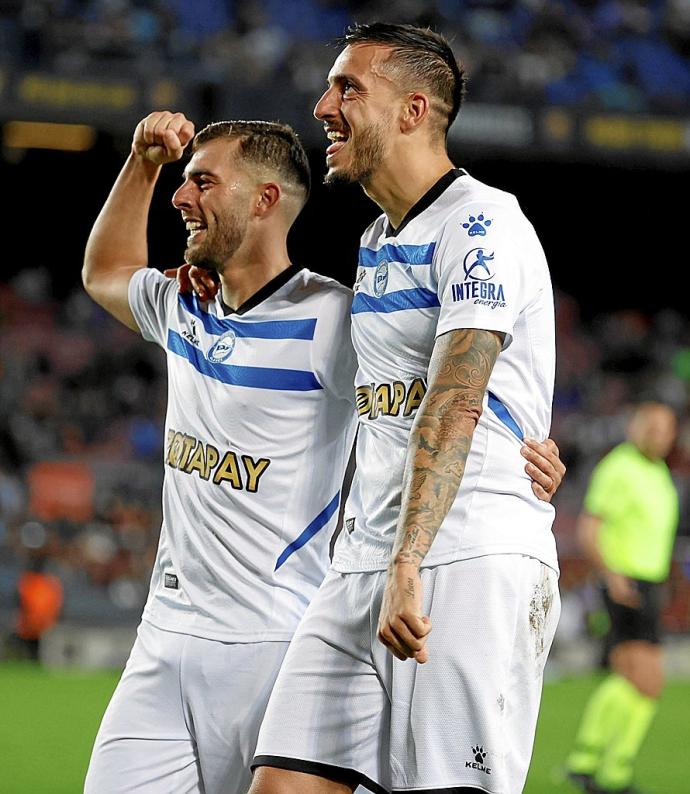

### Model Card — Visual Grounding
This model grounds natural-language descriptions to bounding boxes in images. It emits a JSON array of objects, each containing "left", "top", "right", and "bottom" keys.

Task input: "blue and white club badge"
[
  {"left": 462, "top": 213, "right": 492, "bottom": 237},
  {"left": 373, "top": 260, "right": 389, "bottom": 297},
  {"left": 207, "top": 330, "right": 237, "bottom": 363}
]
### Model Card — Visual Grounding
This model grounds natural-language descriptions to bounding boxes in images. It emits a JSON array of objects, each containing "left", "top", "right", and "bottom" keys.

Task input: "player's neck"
[
  {"left": 362, "top": 150, "right": 455, "bottom": 231},
  {"left": 218, "top": 238, "right": 292, "bottom": 311}
]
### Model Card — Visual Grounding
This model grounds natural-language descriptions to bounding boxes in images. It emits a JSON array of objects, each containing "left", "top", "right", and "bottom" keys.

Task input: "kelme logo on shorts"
[{"left": 466, "top": 744, "right": 491, "bottom": 775}]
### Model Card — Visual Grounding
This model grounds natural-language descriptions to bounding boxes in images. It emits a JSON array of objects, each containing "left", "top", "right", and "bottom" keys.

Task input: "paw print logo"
[
  {"left": 472, "top": 745, "right": 487, "bottom": 763},
  {"left": 462, "top": 213, "right": 492, "bottom": 237}
]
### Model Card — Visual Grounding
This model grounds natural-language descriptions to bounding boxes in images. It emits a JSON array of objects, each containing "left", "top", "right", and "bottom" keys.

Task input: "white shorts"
[
  {"left": 254, "top": 555, "right": 560, "bottom": 793},
  {"left": 85, "top": 620, "right": 289, "bottom": 794}
]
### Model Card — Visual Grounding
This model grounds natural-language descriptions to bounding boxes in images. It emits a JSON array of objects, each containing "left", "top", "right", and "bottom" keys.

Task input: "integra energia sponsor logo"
[{"left": 451, "top": 248, "right": 506, "bottom": 310}]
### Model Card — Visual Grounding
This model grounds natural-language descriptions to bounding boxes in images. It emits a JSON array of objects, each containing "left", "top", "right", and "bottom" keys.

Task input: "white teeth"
[
  {"left": 186, "top": 221, "right": 205, "bottom": 231},
  {"left": 326, "top": 131, "right": 348, "bottom": 141}
]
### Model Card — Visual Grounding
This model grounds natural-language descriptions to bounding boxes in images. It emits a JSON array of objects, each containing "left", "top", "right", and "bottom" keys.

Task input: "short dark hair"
[
  {"left": 335, "top": 22, "right": 466, "bottom": 137},
  {"left": 193, "top": 120, "right": 311, "bottom": 202}
]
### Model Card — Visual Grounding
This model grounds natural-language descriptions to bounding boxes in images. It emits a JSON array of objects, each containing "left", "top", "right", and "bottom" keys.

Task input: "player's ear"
[
  {"left": 255, "top": 183, "right": 281, "bottom": 217},
  {"left": 400, "top": 92, "right": 430, "bottom": 134}
]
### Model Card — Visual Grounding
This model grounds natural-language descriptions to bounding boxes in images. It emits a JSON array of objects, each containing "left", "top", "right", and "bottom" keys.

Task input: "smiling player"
[
  {"left": 81, "top": 115, "right": 358, "bottom": 794},
  {"left": 79, "top": 100, "right": 565, "bottom": 793},
  {"left": 250, "top": 23, "right": 562, "bottom": 794}
]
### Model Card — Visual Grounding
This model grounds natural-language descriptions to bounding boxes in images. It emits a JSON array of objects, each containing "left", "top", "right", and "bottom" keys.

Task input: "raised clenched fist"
[{"left": 132, "top": 111, "right": 196, "bottom": 166}]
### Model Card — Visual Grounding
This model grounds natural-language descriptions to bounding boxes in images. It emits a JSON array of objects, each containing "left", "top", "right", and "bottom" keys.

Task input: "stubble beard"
[
  {"left": 324, "top": 117, "right": 390, "bottom": 187},
  {"left": 184, "top": 210, "right": 248, "bottom": 273}
]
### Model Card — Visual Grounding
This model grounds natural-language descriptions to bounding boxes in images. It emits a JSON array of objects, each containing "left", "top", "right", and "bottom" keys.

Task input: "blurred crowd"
[
  {"left": 1, "top": 268, "right": 690, "bottom": 649},
  {"left": 0, "top": 269, "right": 166, "bottom": 648},
  {"left": 1, "top": 0, "right": 690, "bottom": 112}
]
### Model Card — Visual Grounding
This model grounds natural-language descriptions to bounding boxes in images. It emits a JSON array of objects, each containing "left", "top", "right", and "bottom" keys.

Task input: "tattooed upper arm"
[{"left": 425, "top": 328, "right": 504, "bottom": 424}]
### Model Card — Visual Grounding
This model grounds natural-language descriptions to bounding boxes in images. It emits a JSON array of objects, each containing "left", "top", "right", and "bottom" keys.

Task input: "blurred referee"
[{"left": 566, "top": 401, "right": 679, "bottom": 794}]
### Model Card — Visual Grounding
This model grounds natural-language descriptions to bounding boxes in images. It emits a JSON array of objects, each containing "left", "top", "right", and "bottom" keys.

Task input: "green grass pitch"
[{"left": 1, "top": 663, "right": 688, "bottom": 792}]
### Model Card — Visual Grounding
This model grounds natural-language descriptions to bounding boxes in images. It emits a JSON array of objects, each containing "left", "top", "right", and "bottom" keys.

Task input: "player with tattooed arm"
[{"left": 250, "top": 23, "right": 561, "bottom": 794}]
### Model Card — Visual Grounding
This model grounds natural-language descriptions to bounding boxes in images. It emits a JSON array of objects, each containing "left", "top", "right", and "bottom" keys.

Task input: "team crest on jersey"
[
  {"left": 462, "top": 213, "right": 492, "bottom": 237},
  {"left": 373, "top": 261, "right": 389, "bottom": 297},
  {"left": 207, "top": 330, "right": 236, "bottom": 363},
  {"left": 451, "top": 248, "right": 506, "bottom": 310}
]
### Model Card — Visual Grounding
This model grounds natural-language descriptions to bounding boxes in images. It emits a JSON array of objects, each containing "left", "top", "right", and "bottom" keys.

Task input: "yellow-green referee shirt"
[{"left": 584, "top": 442, "right": 679, "bottom": 582}]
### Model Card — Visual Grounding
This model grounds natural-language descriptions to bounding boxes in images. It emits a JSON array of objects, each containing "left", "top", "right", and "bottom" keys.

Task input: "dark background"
[{"left": 2, "top": 138, "right": 686, "bottom": 318}]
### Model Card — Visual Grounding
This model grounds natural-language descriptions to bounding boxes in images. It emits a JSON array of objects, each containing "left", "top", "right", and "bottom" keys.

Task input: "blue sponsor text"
[{"left": 451, "top": 280, "right": 506, "bottom": 309}]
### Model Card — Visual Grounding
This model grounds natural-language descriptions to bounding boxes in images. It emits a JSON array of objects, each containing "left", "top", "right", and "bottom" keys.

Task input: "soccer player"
[
  {"left": 250, "top": 23, "right": 561, "bottom": 794},
  {"left": 81, "top": 113, "right": 358, "bottom": 794},
  {"left": 80, "top": 108, "right": 563, "bottom": 792},
  {"left": 566, "top": 402, "right": 678, "bottom": 794}
]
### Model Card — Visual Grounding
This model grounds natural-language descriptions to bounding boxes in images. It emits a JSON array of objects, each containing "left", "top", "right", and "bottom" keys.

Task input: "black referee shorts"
[{"left": 602, "top": 579, "right": 662, "bottom": 647}]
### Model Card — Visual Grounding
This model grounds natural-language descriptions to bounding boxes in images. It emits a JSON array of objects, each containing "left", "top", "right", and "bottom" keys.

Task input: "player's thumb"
[
  {"left": 419, "top": 615, "right": 432, "bottom": 636},
  {"left": 143, "top": 144, "right": 168, "bottom": 165},
  {"left": 405, "top": 613, "right": 431, "bottom": 639},
  {"left": 414, "top": 644, "right": 429, "bottom": 664},
  {"left": 413, "top": 618, "right": 432, "bottom": 663}
]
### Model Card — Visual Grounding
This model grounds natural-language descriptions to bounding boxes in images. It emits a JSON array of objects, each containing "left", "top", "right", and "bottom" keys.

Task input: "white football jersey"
[
  {"left": 333, "top": 169, "right": 558, "bottom": 573},
  {"left": 129, "top": 266, "right": 357, "bottom": 641}
]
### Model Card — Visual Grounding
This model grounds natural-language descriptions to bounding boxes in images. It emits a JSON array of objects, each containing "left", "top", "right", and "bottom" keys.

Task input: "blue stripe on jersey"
[
  {"left": 351, "top": 288, "right": 440, "bottom": 315},
  {"left": 274, "top": 491, "right": 341, "bottom": 571},
  {"left": 487, "top": 391, "right": 524, "bottom": 440},
  {"left": 358, "top": 242, "right": 436, "bottom": 268},
  {"left": 167, "top": 331, "right": 323, "bottom": 392},
  {"left": 177, "top": 293, "right": 317, "bottom": 340}
]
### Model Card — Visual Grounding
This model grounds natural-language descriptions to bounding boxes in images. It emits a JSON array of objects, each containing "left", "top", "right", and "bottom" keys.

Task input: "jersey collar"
[
  {"left": 385, "top": 168, "right": 466, "bottom": 238},
  {"left": 218, "top": 264, "right": 303, "bottom": 316}
]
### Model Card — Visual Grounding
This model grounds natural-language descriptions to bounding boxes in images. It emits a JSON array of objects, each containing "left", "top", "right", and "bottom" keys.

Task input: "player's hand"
[
  {"left": 132, "top": 111, "right": 195, "bottom": 166},
  {"left": 377, "top": 562, "right": 432, "bottom": 664},
  {"left": 521, "top": 437, "right": 566, "bottom": 502},
  {"left": 163, "top": 264, "right": 219, "bottom": 301},
  {"left": 605, "top": 571, "right": 641, "bottom": 609}
]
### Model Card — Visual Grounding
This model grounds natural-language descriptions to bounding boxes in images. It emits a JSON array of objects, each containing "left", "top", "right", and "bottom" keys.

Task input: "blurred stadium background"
[{"left": 1, "top": 0, "right": 690, "bottom": 791}]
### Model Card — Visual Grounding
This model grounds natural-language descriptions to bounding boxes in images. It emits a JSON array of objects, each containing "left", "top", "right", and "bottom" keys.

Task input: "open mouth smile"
[
  {"left": 325, "top": 127, "right": 350, "bottom": 157},
  {"left": 184, "top": 219, "right": 207, "bottom": 243}
]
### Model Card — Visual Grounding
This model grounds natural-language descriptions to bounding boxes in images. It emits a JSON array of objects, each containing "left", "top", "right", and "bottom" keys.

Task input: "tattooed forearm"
[{"left": 391, "top": 329, "right": 502, "bottom": 569}]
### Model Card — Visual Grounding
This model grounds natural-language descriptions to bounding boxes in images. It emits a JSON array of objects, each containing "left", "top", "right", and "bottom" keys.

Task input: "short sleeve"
[
  {"left": 128, "top": 267, "right": 178, "bottom": 348},
  {"left": 584, "top": 453, "right": 622, "bottom": 519},
  {"left": 311, "top": 286, "right": 357, "bottom": 404},
  {"left": 433, "top": 201, "right": 525, "bottom": 349}
]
